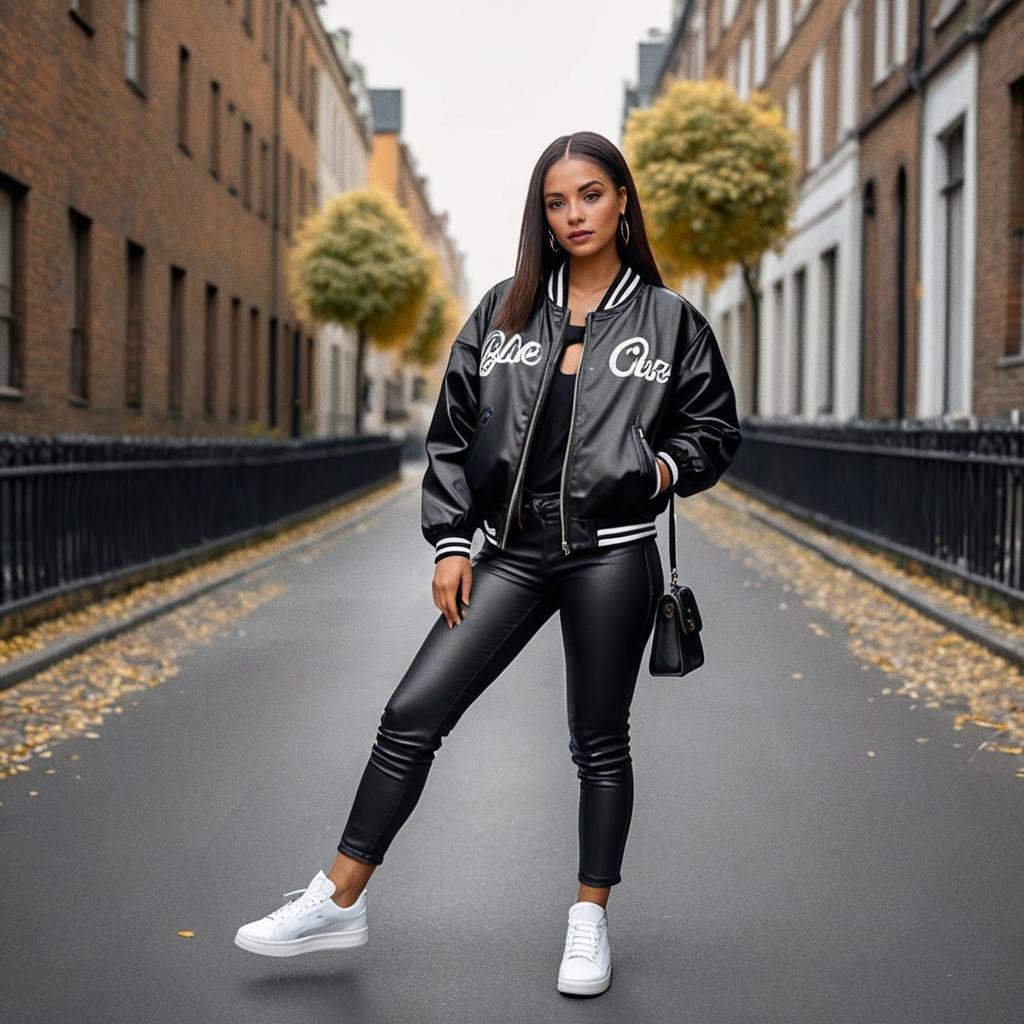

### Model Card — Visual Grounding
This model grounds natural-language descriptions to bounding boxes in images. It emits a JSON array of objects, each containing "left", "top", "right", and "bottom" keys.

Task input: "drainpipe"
[
  {"left": 907, "top": 0, "right": 926, "bottom": 422},
  {"left": 269, "top": 1, "right": 282, "bottom": 427}
]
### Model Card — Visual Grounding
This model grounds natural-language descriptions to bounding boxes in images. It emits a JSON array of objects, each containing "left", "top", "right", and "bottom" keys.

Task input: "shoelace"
[
  {"left": 267, "top": 887, "right": 326, "bottom": 922},
  {"left": 564, "top": 919, "right": 602, "bottom": 961}
]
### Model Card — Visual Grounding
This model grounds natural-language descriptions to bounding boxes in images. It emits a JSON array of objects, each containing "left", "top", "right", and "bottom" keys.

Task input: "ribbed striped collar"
[{"left": 545, "top": 257, "right": 643, "bottom": 312}]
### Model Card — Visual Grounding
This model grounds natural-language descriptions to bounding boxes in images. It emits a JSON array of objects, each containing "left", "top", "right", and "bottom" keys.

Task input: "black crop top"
[{"left": 522, "top": 322, "right": 587, "bottom": 493}]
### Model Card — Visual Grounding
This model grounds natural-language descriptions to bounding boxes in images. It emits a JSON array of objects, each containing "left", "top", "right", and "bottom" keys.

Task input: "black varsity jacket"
[{"left": 421, "top": 256, "right": 743, "bottom": 562}]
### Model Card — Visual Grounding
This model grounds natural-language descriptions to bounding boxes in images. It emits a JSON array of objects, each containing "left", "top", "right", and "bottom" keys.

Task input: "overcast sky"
[{"left": 321, "top": 0, "right": 673, "bottom": 306}]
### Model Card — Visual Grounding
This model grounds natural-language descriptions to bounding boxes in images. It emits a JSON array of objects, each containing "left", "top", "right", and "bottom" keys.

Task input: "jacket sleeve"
[
  {"left": 420, "top": 289, "right": 492, "bottom": 563},
  {"left": 652, "top": 313, "right": 742, "bottom": 498}
]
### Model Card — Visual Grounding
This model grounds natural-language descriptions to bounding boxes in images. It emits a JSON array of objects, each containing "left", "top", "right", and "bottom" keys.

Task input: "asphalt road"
[{"left": 2, "top": 472, "right": 1022, "bottom": 1023}]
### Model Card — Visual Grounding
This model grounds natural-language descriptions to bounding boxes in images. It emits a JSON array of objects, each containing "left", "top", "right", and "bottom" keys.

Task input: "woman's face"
[{"left": 543, "top": 157, "right": 627, "bottom": 256}]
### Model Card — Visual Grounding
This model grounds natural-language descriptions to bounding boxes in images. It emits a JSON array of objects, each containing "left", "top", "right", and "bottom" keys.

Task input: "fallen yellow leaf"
[
  {"left": 967, "top": 718, "right": 1008, "bottom": 731},
  {"left": 177, "top": 930, "right": 194, "bottom": 939}
]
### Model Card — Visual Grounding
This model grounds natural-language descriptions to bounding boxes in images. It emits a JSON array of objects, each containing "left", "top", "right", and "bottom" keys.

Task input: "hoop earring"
[
  {"left": 548, "top": 229, "right": 560, "bottom": 252},
  {"left": 619, "top": 215, "right": 630, "bottom": 246}
]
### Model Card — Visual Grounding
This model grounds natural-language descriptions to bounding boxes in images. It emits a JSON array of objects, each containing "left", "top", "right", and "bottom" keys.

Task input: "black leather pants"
[{"left": 337, "top": 487, "right": 663, "bottom": 887}]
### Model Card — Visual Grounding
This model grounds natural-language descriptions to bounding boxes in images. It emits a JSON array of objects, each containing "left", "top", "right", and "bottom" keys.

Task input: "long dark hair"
[{"left": 491, "top": 131, "right": 665, "bottom": 335}]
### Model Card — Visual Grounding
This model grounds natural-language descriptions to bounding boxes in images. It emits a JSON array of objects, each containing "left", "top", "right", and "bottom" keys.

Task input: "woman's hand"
[
  {"left": 655, "top": 456, "right": 671, "bottom": 494},
  {"left": 432, "top": 556, "right": 473, "bottom": 628}
]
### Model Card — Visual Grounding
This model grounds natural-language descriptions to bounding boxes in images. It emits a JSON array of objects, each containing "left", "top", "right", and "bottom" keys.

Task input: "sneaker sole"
[
  {"left": 234, "top": 926, "right": 369, "bottom": 957},
  {"left": 557, "top": 963, "right": 612, "bottom": 996}
]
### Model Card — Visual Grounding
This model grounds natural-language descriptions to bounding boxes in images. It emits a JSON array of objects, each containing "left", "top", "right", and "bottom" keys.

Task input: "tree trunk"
[
  {"left": 354, "top": 324, "right": 367, "bottom": 435},
  {"left": 740, "top": 259, "right": 761, "bottom": 416}
]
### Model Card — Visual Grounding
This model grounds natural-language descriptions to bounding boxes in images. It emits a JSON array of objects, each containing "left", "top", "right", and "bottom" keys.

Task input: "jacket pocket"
[
  {"left": 464, "top": 406, "right": 494, "bottom": 483},
  {"left": 631, "top": 413, "right": 659, "bottom": 501}
]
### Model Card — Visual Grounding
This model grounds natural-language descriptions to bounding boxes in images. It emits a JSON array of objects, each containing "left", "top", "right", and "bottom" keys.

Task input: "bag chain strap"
[{"left": 667, "top": 493, "right": 678, "bottom": 590}]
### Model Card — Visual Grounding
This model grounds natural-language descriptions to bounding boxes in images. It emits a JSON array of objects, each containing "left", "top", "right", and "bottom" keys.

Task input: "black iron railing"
[
  {"left": 727, "top": 419, "right": 1024, "bottom": 601},
  {"left": 0, "top": 433, "right": 403, "bottom": 617}
]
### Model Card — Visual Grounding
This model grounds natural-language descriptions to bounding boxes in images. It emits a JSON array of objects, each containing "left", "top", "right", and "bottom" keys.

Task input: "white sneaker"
[
  {"left": 556, "top": 901, "right": 612, "bottom": 995},
  {"left": 234, "top": 869, "right": 369, "bottom": 957}
]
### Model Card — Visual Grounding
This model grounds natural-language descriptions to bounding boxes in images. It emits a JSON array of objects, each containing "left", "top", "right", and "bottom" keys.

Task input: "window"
[
  {"left": 694, "top": 10, "right": 706, "bottom": 79},
  {"left": 242, "top": 0, "right": 253, "bottom": 35},
  {"left": 285, "top": 14, "right": 293, "bottom": 96},
  {"left": 204, "top": 283, "right": 219, "bottom": 417},
  {"left": 308, "top": 66, "right": 317, "bottom": 130},
  {"left": 297, "top": 36, "right": 306, "bottom": 113},
  {"left": 258, "top": 140, "right": 269, "bottom": 219},
  {"left": 839, "top": 0, "right": 859, "bottom": 136},
  {"left": 776, "top": 0, "right": 793, "bottom": 56},
  {"left": 125, "top": 0, "right": 145, "bottom": 90},
  {"left": 298, "top": 165, "right": 305, "bottom": 219},
  {"left": 771, "top": 279, "right": 785, "bottom": 412},
  {"left": 753, "top": 0, "right": 767, "bottom": 87},
  {"left": 248, "top": 306, "right": 259, "bottom": 420},
  {"left": 261, "top": 0, "right": 271, "bottom": 60},
  {"left": 306, "top": 335, "right": 314, "bottom": 414},
  {"left": 1007, "top": 79, "right": 1024, "bottom": 359},
  {"left": 738, "top": 31, "right": 751, "bottom": 100},
  {"left": 229, "top": 296, "right": 241, "bottom": 420},
  {"left": 892, "top": 0, "right": 908, "bottom": 67},
  {"left": 226, "top": 100, "right": 237, "bottom": 195},
  {"left": 69, "top": 209, "right": 91, "bottom": 402},
  {"left": 126, "top": 241, "right": 145, "bottom": 409},
  {"left": 786, "top": 81, "right": 801, "bottom": 170},
  {"left": 169, "top": 266, "right": 185, "bottom": 415},
  {"left": 873, "top": 0, "right": 894, "bottom": 82},
  {"left": 284, "top": 151, "right": 292, "bottom": 237},
  {"left": 808, "top": 48, "right": 824, "bottom": 167},
  {"left": 818, "top": 247, "right": 837, "bottom": 415},
  {"left": 209, "top": 80, "right": 221, "bottom": 178},
  {"left": 940, "top": 120, "right": 966, "bottom": 412},
  {"left": 792, "top": 266, "right": 806, "bottom": 415},
  {"left": 177, "top": 46, "right": 190, "bottom": 151},
  {"left": 0, "top": 179, "right": 23, "bottom": 392},
  {"left": 329, "top": 344, "right": 341, "bottom": 433},
  {"left": 242, "top": 120, "right": 252, "bottom": 209},
  {"left": 268, "top": 317, "right": 278, "bottom": 428}
]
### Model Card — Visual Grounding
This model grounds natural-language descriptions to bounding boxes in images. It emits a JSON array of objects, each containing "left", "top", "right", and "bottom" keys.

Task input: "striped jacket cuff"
[
  {"left": 649, "top": 459, "right": 664, "bottom": 498},
  {"left": 656, "top": 451, "right": 679, "bottom": 489},
  {"left": 433, "top": 535, "right": 474, "bottom": 563}
]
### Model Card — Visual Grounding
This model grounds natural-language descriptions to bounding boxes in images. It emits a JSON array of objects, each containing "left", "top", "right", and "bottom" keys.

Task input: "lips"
[{"left": 568, "top": 231, "right": 593, "bottom": 240}]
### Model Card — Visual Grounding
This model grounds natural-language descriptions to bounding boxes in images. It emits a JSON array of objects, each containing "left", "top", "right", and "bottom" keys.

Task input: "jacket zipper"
[
  {"left": 631, "top": 413, "right": 658, "bottom": 496},
  {"left": 558, "top": 311, "right": 591, "bottom": 555},
  {"left": 465, "top": 406, "right": 493, "bottom": 467},
  {"left": 499, "top": 315, "right": 568, "bottom": 548}
]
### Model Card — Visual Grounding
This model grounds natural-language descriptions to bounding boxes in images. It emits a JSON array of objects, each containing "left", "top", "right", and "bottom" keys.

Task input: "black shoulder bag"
[{"left": 648, "top": 494, "right": 705, "bottom": 676}]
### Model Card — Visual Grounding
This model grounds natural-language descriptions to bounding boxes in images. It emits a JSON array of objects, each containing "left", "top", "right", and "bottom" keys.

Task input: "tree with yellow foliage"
[
  {"left": 287, "top": 186, "right": 433, "bottom": 434},
  {"left": 624, "top": 78, "right": 796, "bottom": 400},
  {"left": 405, "top": 268, "right": 461, "bottom": 370}
]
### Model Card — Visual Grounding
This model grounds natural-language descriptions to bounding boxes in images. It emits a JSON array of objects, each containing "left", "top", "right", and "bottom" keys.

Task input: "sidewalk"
[
  {"left": 693, "top": 481, "right": 1024, "bottom": 764},
  {"left": 0, "top": 474, "right": 412, "bottom": 695}
]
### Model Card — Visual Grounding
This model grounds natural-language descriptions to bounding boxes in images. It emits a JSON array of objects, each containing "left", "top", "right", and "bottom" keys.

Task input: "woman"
[{"left": 235, "top": 131, "right": 742, "bottom": 996}]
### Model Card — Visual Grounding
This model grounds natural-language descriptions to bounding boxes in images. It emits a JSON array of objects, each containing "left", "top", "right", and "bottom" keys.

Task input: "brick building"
[
  {"left": 0, "top": 0, "right": 357, "bottom": 438},
  {"left": 315, "top": 25, "right": 373, "bottom": 438},
  {"left": 633, "top": 0, "right": 1023, "bottom": 422},
  {"left": 366, "top": 87, "right": 468, "bottom": 437}
]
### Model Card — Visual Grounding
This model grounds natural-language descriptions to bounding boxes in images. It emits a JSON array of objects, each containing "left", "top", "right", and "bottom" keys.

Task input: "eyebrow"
[{"left": 543, "top": 179, "right": 603, "bottom": 199}]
